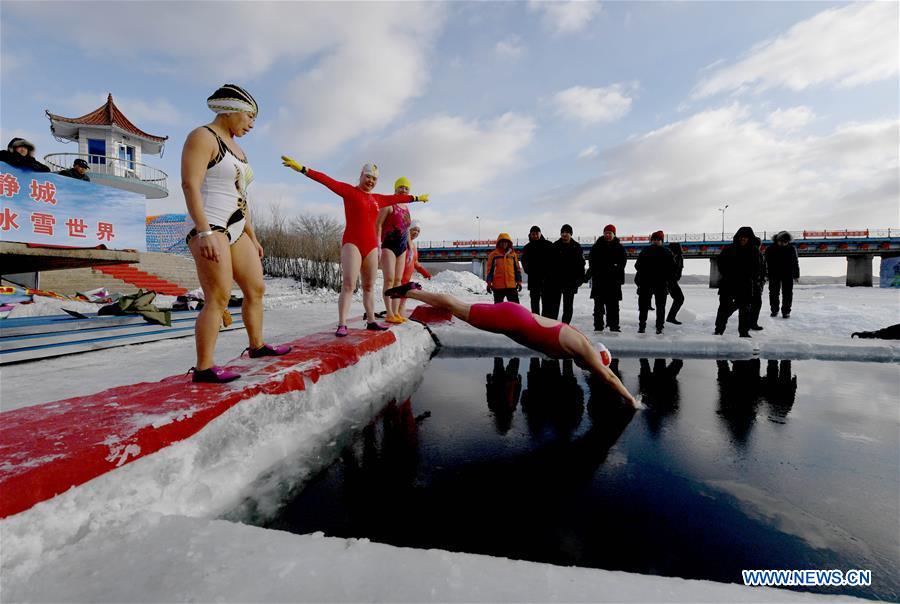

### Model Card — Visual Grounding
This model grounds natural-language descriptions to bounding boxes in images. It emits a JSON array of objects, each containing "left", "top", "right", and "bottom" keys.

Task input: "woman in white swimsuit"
[{"left": 182, "top": 84, "right": 289, "bottom": 383}]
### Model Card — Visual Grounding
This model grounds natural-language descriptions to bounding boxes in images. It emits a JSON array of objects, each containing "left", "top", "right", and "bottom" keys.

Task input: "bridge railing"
[{"left": 417, "top": 228, "right": 897, "bottom": 249}]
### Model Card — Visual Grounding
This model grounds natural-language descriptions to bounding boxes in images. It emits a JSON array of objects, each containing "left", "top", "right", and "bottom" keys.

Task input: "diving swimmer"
[
  {"left": 385, "top": 283, "right": 641, "bottom": 408},
  {"left": 281, "top": 156, "right": 429, "bottom": 336}
]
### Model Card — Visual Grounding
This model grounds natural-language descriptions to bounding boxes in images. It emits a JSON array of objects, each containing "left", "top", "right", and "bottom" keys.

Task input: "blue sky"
[{"left": 1, "top": 1, "right": 897, "bottom": 274}]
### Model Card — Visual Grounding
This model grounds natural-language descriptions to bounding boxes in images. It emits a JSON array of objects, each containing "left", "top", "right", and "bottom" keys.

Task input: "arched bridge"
[{"left": 417, "top": 229, "right": 900, "bottom": 287}]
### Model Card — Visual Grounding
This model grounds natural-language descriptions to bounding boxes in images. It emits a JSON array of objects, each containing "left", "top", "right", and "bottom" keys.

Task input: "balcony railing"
[{"left": 43, "top": 153, "right": 168, "bottom": 199}]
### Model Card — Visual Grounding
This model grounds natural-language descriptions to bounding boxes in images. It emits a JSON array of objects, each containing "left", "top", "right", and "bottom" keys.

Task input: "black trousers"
[
  {"left": 715, "top": 295, "right": 752, "bottom": 335},
  {"left": 769, "top": 277, "right": 794, "bottom": 315},
  {"left": 751, "top": 286, "right": 763, "bottom": 326},
  {"left": 667, "top": 281, "right": 684, "bottom": 320},
  {"left": 527, "top": 285, "right": 543, "bottom": 314},
  {"left": 493, "top": 288, "right": 519, "bottom": 304},
  {"left": 592, "top": 297, "right": 620, "bottom": 330},
  {"left": 638, "top": 286, "right": 667, "bottom": 330},
  {"left": 544, "top": 289, "right": 576, "bottom": 324}
]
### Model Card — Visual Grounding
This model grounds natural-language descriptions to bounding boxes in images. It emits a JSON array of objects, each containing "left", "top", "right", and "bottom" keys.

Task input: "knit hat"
[
  {"left": 561, "top": 224, "right": 573, "bottom": 234},
  {"left": 650, "top": 230, "right": 664, "bottom": 241},
  {"left": 207, "top": 84, "right": 258, "bottom": 116},
  {"left": 394, "top": 176, "right": 410, "bottom": 191},
  {"left": 529, "top": 225, "right": 541, "bottom": 233},
  {"left": 603, "top": 224, "right": 616, "bottom": 235},
  {"left": 361, "top": 163, "right": 379, "bottom": 178}
]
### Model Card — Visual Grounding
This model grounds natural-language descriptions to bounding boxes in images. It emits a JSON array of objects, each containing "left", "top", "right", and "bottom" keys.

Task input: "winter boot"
[{"left": 638, "top": 323, "right": 646, "bottom": 334}]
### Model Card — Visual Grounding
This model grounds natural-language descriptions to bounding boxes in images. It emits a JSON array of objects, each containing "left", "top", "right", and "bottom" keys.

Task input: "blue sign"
[
  {"left": 0, "top": 164, "right": 146, "bottom": 251},
  {"left": 880, "top": 257, "right": 900, "bottom": 288}
]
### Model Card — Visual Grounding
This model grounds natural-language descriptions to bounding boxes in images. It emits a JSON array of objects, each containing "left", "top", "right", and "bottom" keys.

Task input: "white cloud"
[
  {"left": 553, "top": 84, "right": 634, "bottom": 124},
  {"left": 552, "top": 105, "right": 898, "bottom": 235},
  {"left": 767, "top": 106, "right": 814, "bottom": 132},
  {"left": 578, "top": 145, "right": 599, "bottom": 159},
  {"left": 495, "top": 36, "right": 525, "bottom": 60},
  {"left": 529, "top": 0, "right": 602, "bottom": 34},
  {"left": 358, "top": 112, "right": 537, "bottom": 195},
  {"left": 692, "top": 2, "right": 899, "bottom": 99}
]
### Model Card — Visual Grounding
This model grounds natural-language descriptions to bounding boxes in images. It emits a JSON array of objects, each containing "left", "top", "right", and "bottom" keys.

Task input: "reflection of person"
[
  {"left": 0, "top": 138, "right": 51, "bottom": 172},
  {"left": 281, "top": 157, "right": 428, "bottom": 336},
  {"left": 486, "top": 233, "right": 523, "bottom": 303},
  {"left": 544, "top": 224, "right": 585, "bottom": 324},
  {"left": 485, "top": 357, "right": 522, "bottom": 434},
  {"left": 714, "top": 226, "right": 760, "bottom": 337},
  {"left": 638, "top": 358, "right": 683, "bottom": 436},
  {"left": 58, "top": 158, "right": 91, "bottom": 182},
  {"left": 182, "top": 84, "right": 290, "bottom": 383},
  {"left": 716, "top": 358, "right": 762, "bottom": 446},
  {"left": 521, "top": 358, "right": 584, "bottom": 438},
  {"left": 762, "top": 360, "right": 797, "bottom": 421},
  {"left": 521, "top": 225, "right": 553, "bottom": 315},
  {"left": 587, "top": 224, "right": 626, "bottom": 332},
  {"left": 376, "top": 177, "right": 413, "bottom": 324},
  {"left": 635, "top": 231, "right": 675, "bottom": 334},
  {"left": 386, "top": 284, "right": 640, "bottom": 407}
]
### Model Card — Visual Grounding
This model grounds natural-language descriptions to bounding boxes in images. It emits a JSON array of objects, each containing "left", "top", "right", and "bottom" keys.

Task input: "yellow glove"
[
  {"left": 414, "top": 194, "right": 429, "bottom": 203},
  {"left": 281, "top": 155, "right": 307, "bottom": 174}
]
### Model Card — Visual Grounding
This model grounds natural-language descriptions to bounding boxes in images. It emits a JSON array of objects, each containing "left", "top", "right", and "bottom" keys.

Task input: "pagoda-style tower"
[{"left": 44, "top": 94, "right": 169, "bottom": 199}]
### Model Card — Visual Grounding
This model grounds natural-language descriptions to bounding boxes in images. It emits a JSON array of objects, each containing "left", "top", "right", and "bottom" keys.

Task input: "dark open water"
[{"left": 256, "top": 356, "right": 900, "bottom": 601}]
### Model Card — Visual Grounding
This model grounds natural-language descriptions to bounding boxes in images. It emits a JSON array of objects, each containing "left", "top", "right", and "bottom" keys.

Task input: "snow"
[{"left": 1, "top": 273, "right": 895, "bottom": 603}]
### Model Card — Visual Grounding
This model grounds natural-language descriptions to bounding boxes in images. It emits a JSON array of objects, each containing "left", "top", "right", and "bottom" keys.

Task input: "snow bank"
[
  {"left": 3, "top": 514, "right": 831, "bottom": 603},
  {"left": 427, "top": 269, "right": 491, "bottom": 296},
  {"left": 0, "top": 323, "right": 434, "bottom": 580}
]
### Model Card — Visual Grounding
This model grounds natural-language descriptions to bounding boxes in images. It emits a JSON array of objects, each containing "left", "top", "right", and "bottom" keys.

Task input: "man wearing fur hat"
[
  {"left": 587, "top": 224, "right": 626, "bottom": 332},
  {"left": 0, "top": 138, "right": 51, "bottom": 172},
  {"left": 765, "top": 231, "right": 800, "bottom": 318}
]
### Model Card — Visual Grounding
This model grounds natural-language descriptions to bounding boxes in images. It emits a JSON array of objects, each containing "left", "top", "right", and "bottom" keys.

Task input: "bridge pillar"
[
  {"left": 470, "top": 258, "right": 485, "bottom": 280},
  {"left": 708, "top": 257, "right": 722, "bottom": 289},
  {"left": 846, "top": 255, "right": 873, "bottom": 287}
]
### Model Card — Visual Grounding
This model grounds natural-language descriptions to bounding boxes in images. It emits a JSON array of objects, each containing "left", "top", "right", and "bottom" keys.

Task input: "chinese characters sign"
[{"left": 0, "top": 165, "right": 146, "bottom": 250}]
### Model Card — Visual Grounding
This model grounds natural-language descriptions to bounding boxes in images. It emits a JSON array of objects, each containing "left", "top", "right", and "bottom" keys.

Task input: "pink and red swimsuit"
[{"left": 305, "top": 169, "right": 414, "bottom": 258}]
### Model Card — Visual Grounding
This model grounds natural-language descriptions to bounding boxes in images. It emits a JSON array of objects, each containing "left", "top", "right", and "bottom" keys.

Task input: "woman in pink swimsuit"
[
  {"left": 386, "top": 283, "right": 640, "bottom": 408},
  {"left": 376, "top": 177, "right": 413, "bottom": 324}
]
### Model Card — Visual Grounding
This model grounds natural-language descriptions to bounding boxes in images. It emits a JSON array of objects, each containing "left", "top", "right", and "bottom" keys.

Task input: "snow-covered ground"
[{"left": 1, "top": 273, "right": 896, "bottom": 602}]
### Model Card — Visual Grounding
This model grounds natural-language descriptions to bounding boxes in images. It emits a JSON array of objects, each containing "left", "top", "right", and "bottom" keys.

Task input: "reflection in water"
[
  {"left": 762, "top": 360, "right": 797, "bottom": 423},
  {"left": 716, "top": 359, "right": 763, "bottom": 447},
  {"left": 521, "top": 358, "right": 585, "bottom": 440},
  {"left": 485, "top": 357, "right": 522, "bottom": 434},
  {"left": 638, "top": 358, "right": 683, "bottom": 437}
]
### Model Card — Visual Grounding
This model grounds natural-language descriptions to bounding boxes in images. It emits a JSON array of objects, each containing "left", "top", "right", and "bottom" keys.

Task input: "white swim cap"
[
  {"left": 595, "top": 342, "right": 612, "bottom": 367},
  {"left": 410, "top": 220, "right": 421, "bottom": 230},
  {"left": 361, "top": 163, "right": 379, "bottom": 178}
]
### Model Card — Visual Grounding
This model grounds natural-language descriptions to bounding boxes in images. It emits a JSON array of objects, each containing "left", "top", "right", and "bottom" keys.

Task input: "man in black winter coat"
[
  {"left": 0, "top": 138, "right": 51, "bottom": 172},
  {"left": 587, "top": 224, "right": 626, "bottom": 332},
  {"left": 765, "top": 231, "right": 800, "bottom": 318},
  {"left": 543, "top": 223, "right": 585, "bottom": 324},
  {"left": 749, "top": 236, "right": 766, "bottom": 330},
  {"left": 521, "top": 225, "right": 553, "bottom": 315},
  {"left": 666, "top": 242, "right": 685, "bottom": 325},
  {"left": 635, "top": 231, "right": 675, "bottom": 334},
  {"left": 715, "top": 226, "right": 761, "bottom": 337}
]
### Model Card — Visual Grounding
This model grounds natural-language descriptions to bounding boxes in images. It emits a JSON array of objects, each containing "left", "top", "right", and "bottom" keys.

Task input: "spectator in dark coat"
[
  {"left": 666, "top": 242, "right": 685, "bottom": 325},
  {"left": 521, "top": 225, "right": 553, "bottom": 315},
  {"left": 715, "top": 226, "right": 760, "bottom": 337},
  {"left": 587, "top": 224, "right": 626, "bottom": 332},
  {"left": 58, "top": 158, "right": 91, "bottom": 182},
  {"left": 635, "top": 230, "right": 675, "bottom": 334},
  {"left": 0, "top": 138, "right": 51, "bottom": 172},
  {"left": 765, "top": 230, "right": 800, "bottom": 318},
  {"left": 544, "top": 223, "right": 585, "bottom": 324},
  {"left": 749, "top": 236, "right": 766, "bottom": 330}
]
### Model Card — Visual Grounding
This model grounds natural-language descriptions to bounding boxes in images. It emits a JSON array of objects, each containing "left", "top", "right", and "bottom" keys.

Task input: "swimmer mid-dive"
[{"left": 385, "top": 283, "right": 641, "bottom": 408}]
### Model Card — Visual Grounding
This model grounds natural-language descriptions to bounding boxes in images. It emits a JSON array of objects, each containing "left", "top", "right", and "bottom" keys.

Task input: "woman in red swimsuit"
[
  {"left": 385, "top": 283, "right": 640, "bottom": 408},
  {"left": 281, "top": 156, "right": 428, "bottom": 336}
]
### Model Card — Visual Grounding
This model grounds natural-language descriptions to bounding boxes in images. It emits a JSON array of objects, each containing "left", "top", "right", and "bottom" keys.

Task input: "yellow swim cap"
[{"left": 394, "top": 176, "right": 411, "bottom": 190}]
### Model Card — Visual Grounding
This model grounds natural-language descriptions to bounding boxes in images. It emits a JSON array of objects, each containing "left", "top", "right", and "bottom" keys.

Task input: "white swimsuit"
[{"left": 188, "top": 126, "right": 254, "bottom": 245}]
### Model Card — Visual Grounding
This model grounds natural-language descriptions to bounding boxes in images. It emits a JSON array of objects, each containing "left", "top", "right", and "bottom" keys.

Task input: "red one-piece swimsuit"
[{"left": 305, "top": 169, "right": 414, "bottom": 257}]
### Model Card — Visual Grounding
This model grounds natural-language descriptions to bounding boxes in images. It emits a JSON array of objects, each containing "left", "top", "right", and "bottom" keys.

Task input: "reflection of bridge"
[{"left": 417, "top": 229, "right": 900, "bottom": 287}]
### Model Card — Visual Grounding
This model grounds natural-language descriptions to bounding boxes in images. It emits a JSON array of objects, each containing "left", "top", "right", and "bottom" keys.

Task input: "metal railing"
[
  {"left": 417, "top": 228, "right": 898, "bottom": 249},
  {"left": 43, "top": 153, "right": 168, "bottom": 194}
]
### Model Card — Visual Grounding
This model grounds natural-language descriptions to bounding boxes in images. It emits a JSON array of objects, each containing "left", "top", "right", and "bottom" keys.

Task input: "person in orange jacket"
[{"left": 486, "top": 232, "right": 523, "bottom": 304}]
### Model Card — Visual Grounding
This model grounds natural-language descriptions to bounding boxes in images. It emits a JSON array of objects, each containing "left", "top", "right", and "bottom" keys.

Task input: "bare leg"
[
  {"left": 360, "top": 248, "right": 380, "bottom": 323},
  {"left": 339, "top": 244, "right": 362, "bottom": 326},
  {"left": 380, "top": 248, "right": 398, "bottom": 318},
  {"left": 404, "top": 290, "right": 472, "bottom": 322},
  {"left": 189, "top": 233, "right": 233, "bottom": 370},
  {"left": 231, "top": 235, "right": 266, "bottom": 350},
  {"left": 560, "top": 325, "right": 640, "bottom": 408}
]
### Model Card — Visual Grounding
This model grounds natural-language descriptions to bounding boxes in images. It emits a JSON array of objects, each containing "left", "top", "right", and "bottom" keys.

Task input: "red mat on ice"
[
  {"left": 0, "top": 327, "right": 397, "bottom": 519},
  {"left": 409, "top": 305, "right": 453, "bottom": 324}
]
